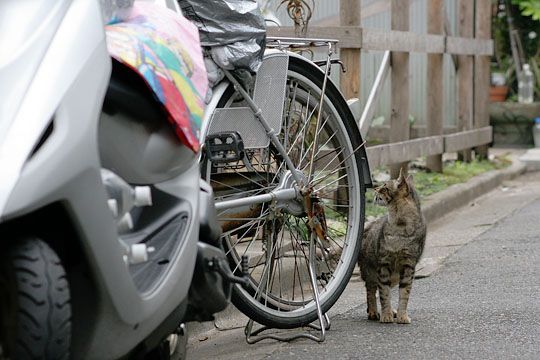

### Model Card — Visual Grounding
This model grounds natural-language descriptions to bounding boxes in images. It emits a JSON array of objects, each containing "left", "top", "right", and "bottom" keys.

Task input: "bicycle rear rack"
[{"left": 266, "top": 36, "right": 339, "bottom": 49}]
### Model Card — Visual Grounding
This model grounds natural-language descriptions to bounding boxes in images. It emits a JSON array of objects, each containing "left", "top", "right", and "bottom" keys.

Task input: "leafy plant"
[{"left": 513, "top": 0, "right": 540, "bottom": 21}]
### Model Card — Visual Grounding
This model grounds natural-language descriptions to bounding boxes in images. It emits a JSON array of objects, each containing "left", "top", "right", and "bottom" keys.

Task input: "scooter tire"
[{"left": 0, "top": 238, "right": 71, "bottom": 360}]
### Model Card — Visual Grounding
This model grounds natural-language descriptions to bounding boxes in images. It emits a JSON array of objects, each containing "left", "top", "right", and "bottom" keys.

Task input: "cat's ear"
[
  {"left": 397, "top": 167, "right": 405, "bottom": 183},
  {"left": 406, "top": 174, "right": 414, "bottom": 184},
  {"left": 397, "top": 167, "right": 406, "bottom": 182},
  {"left": 397, "top": 168, "right": 409, "bottom": 190},
  {"left": 405, "top": 174, "right": 415, "bottom": 192}
]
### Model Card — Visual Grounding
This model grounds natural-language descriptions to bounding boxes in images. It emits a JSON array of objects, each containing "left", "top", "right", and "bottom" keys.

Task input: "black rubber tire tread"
[
  {"left": 1, "top": 239, "right": 71, "bottom": 360},
  {"left": 217, "top": 56, "right": 366, "bottom": 329}
]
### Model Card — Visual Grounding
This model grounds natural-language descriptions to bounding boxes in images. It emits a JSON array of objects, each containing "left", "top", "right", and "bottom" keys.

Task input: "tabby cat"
[{"left": 358, "top": 168, "right": 426, "bottom": 324}]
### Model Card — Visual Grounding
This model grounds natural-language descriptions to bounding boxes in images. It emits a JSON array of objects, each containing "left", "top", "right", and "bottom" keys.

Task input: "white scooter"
[{"left": 0, "top": 0, "right": 244, "bottom": 358}]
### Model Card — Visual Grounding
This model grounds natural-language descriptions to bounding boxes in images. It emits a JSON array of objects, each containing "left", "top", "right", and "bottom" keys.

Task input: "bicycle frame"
[{"left": 205, "top": 37, "right": 340, "bottom": 212}]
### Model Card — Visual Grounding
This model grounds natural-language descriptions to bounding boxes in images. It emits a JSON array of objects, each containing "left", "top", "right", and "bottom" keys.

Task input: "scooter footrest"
[{"left": 205, "top": 132, "right": 245, "bottom": 164}]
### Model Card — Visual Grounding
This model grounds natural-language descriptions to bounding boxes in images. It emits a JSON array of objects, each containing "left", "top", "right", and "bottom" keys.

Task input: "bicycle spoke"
[
  {"left": 287, "top": 218, "right": 308, "bottom": 304},
  {"left": 317, "top": 183, "right": 352, "bottom": 198},
  {"left": 308, "top": 148, "right": 345, "bottom": 183},
  {"left": 221, "top": 212, "right": 268, "bottom": 240},
  {"left": 310, "top": 141, "right": 366, "bottom": 188},
  {"left": 297, "top": 115, "right": 332, "bottom": 169},
  {"left": 276, "top": 219, "right": 287, "bottom": 311},
  {"left": 298, "top": 91, "right": 314, "bottom": 167},
  {"left": 321, "top": 201, "right": 352, "bottom": 207},
  {"left": 299, "top": 130, "right": 337, "bottom": 171},
  {"left": 283, "top": 81, "right": 299, "bottom": 153},
  {"left": 309, "top": 144, "right": 341, "bottom": 166},
  {"left": 268, "top": 96, "right": 319, "bottom": 183},
  {"left": 211, "top": 179, "right": 272, "bottom": 201},
  {"left": 228, "top": 209, "right": 268, "bottom": 264},
  {"left": 325, "top": 231, "right": 346, "bottom": 249}
]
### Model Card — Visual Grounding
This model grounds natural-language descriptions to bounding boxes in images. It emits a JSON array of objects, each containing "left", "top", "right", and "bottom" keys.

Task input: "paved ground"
[{"left": 188, "top": 172, "right": 540, "bottom": 359}]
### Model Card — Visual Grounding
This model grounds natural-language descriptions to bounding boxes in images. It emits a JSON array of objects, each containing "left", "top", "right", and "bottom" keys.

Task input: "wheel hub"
[{"left": 274, "top": 170, "right": 306, "bottom": 216}]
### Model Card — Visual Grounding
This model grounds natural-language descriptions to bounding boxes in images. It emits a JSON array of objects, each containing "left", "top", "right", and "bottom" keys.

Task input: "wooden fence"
[{"left": 268, "top": 0, "right": 493, "bottom": 177}]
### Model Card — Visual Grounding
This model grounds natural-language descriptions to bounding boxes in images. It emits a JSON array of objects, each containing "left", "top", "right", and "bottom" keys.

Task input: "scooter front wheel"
[{"left": 0, "top": 238, "right": 71, "bottom": 359}]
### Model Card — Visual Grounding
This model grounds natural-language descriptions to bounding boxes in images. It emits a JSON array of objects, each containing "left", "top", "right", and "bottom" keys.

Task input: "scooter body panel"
[
  {"left": 0, "top": 0, "right": 71, "bottom": 147},
  {"left": 0, "top": 1, "right": 204, "bottom": 358}
]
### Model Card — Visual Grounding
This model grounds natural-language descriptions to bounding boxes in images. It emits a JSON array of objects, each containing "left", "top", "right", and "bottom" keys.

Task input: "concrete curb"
[{"left": 190, "top": 156, "right": 527, "bottom": 338}]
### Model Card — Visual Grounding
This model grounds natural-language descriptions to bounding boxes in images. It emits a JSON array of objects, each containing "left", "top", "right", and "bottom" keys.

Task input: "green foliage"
[
  {"left": 513, "top": 0, "right": 540, "bottom": 21},
  {"left": 413, "top": 159, "right": 506, "bottom": 196}
]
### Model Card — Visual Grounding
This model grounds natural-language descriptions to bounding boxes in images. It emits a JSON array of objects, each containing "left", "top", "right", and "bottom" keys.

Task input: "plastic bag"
[
  {"left": 100, "top": 0, "right": 134, "bottom": 24},
  {"left": 177, "top": 0, "right": 266, "bottom": 84}
]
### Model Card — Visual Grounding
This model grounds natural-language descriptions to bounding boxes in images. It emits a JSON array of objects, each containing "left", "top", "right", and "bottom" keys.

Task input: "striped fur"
[{"left": 358, "top": 169, "right": 426, "bottom": 324}]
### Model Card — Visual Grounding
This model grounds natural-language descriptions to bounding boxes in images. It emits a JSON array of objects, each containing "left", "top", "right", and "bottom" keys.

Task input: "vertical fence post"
[
  {"left": 426, "top": 0, "right": 445, "bottom": 173},
  {"left": 340, "top": 0, "right": 361, "bottom": 100},
  {"left": 390, "top": 0, "right": 410, "bottom": 178},
  {"left": 474, "top": 0, "right": 491, "bottom": 159},
  {"left": 457, "top": 0, "right": 474, "bottom": 162}
]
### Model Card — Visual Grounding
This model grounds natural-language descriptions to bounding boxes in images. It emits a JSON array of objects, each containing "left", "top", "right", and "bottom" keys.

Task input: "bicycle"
[{"left": 200, "top": 37, "right": 372, "bottom": 335}]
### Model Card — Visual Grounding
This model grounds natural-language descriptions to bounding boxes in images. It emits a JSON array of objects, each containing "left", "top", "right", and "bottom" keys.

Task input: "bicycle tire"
[
  {"left": 0, "top": 238, "right": 71, "bottom": 359},
  {"left": 204, "top": 55, "right": 366, "bottom": 329}
]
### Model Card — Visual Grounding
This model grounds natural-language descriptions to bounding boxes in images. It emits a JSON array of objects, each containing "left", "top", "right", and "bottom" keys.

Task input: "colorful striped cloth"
[{"left": 105, "top": 1, "right": 208, "bottom": 152}]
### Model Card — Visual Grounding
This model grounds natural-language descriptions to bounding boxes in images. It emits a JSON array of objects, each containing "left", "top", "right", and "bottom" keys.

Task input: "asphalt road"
[
  {"left": 265, "top": 198, "right": 540, "bottom": 359},
  {"left": 189, "top": 173, "right": 540, "bottom": 360}
]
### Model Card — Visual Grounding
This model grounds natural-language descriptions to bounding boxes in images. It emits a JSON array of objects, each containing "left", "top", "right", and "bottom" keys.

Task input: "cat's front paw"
[
  {"left": 396, "top": 312, "right": 411, "bottom": 324},
  {"left": 380, "top": 311, "right": 394, "bottom": 323},
  {"left": 367, "top": 311, "right": 380, "bottom": 321}
]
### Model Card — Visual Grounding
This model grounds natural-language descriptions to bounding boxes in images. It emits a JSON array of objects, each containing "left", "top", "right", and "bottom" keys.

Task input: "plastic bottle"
[
  {"left": 533, "top": 117, "right": 540, "bottom": 147},
  {"left": 518, "top": 64, "right": 534, "bottom": 104}
]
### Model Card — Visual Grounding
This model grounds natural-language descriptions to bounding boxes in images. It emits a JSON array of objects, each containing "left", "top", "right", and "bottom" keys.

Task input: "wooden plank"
[
  {"left": 457, "top": 0, "right": 474, "bottom": 162},
  {"left": 364, "top": 128, "right": 493, "bottom": 169},
  {"left": 268, "top": 26, "right": 493, "bottom": 55},
  {"left": 362, "top": 28, "right": 445, "bottom": 53},
  {"left": 446, "top": 36, "right": 493, "bottom": 55},
  {"left": 426, "top": 0, "right": 445, "bottom": 173},
  {"left": 366, "top": 136, "right": 444, "bottom": 169},
  {"left": 341, "top": 49, "right": 361, "bottom": 98},
  {"left": 266, "top": 26, "right": 362, "bottom": 49},
  {"left": 474, "top": 0, "right": 492, "bottom": 159},
  {"left": 337, "top": 0, "right": 361, "bottom": 207},
  {"left": 444, "top": 127, "right": 493, "bottom": 152},
  {"left": 367, "top": 125, "right": 459, "bottom": 141},
  {"left": 339, "top": 0, "right": 361, "bottom": 100},
  {"left": 389, "top": 0, "right": 410, "bottom": 178}
]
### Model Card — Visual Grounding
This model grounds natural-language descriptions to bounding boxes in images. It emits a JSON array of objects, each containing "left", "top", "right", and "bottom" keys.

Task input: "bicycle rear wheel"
[{"left": 203, "top": 55, "right": 366, "bottom": 329}]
